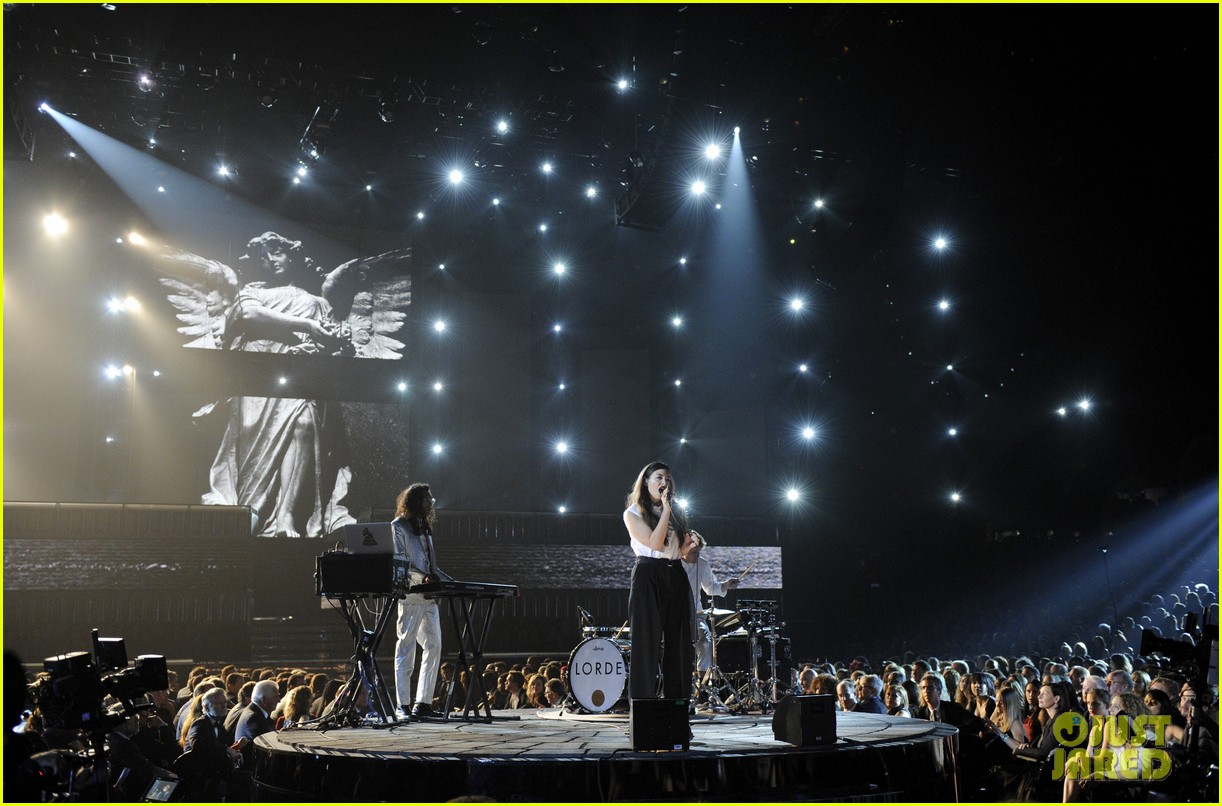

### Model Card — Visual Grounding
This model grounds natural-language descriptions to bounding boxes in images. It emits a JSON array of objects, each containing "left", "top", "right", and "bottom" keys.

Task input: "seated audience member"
[
  {"left": 884, "top": 685, "right": 911, "bottom": 718},
  {"left": 1106, "top": 669, "right": 1134, "bottom": 698},
  {"left": 799, "top": 667, "right": 817, "bottom": 694},
  {"left": 968, "top": 672, "right": 997, "bottom": 721},
  {"left": 184, "top": 688, "right": 243, "bottom": 767},
  {"left": 502, "top": 671, "right": 530, "bottom": 709},
  {"left": 432, "top": 661, "right": 467, "bottom": 712},
  {"left": 313, "top": 679, "right": 343, "bottom": 718},
  {"left": 226, "top": 681, "right": 255, "bottom": 732},
  {"left": 527, "top": 673, "right": 550, "bottom": 709},
  {"left": 278, "top": 685, "right": 314, "bottom": 728},
  {"left": 836, "top": 679, "right": 858, "bottom": 712},
  {"left": 545, "top": 678, "right": 567, "bottom": 707},
  {"left": 853, "top": 675, "right": 886, "bottom": 714},
  {"left": 234, "top": 680, "right": 280, "bottom": 765},
  {"left": 1063, "top": 692, "right": 1151, "bottom": 802},
  {"left": 812, "top": 673, "right": 839, "bottom": 697}
]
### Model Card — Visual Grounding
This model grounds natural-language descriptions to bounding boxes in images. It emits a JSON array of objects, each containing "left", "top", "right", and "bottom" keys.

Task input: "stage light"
[
  {"left": 553, "top": 262, "right": 566, "bottom": 275},
  {"left": 497, "top": 119, "right": 509, "bottom": 133},
  {"left": 541, "top": 162, "right": 553, "bottom": 174},
  {"left": 1078, "top": 399, "right": 1092, "bottom": 411},
  {"left": 946, "top": 364, "right": 954, "bottom": 371},
  {"left": 680, "top": 438, "right": 687, "bottom": 444},
  {"left": 674, "top": 379, "right": 682, "bottom": 387},
  {"left": 449, "top": 169, "right": 463, "bottom": 184},
  {"left": 802, "top": 427, "right": 816, "bottom": 440},
  {"left": 398, "top": 381, "right": 408, "bottom": 392},
  {"left": 789, "top": 297, "right": 804, "bottom": 312},
  {"left": 705, "top": 144, "right": 721, "bottom": 159},
  {"left": 365, "top": 184, "right": 373, "bottom": 191},
  {"left": 122, "top": 365, "right": 134, "bottom": 377},
  {"left": 127, "top": 231, "right": 146, "bottom": 246},
  {"left": 438, "top": 263, "right": 446, "bottom": 270},
  {"left": 492, "top": 197, "right": 501, "bottom": 206},
  {"left": 672, "top": 316, "right": 683, "bottom": 328},
  {"left": 799, "top": 364, "right": 809, "bottom": 373},
  {"left": 217, "top": 165, "right": 230, "bottom": 177},
  {"left": 786, "top": 488, "right": 801, "bottom": 503},
  {"left": 558, "top": 382, "right": 566, "bottom": 390},
  {"left": 278, "top": 376, "right": 287, "bottom": 385},
  {"left": 553, "top": 323, "right": 562, "bottom": 333},
  {"left": 292, "top": 177, "right": 301, "bottom": 185},
  {"left": 416, "top": 211, "right": 425, "bottom": 220},
  {"left": 105, "top": 436, "right": 116, "bottom": 443},
  {"left": 67, "top": 151, "right": 77, "bottom": 159},
  {"left": 677, "top": 497, "right": 689, "bottom": 509},
  {"left": 714, "top": 202, "right": 722, "bottom": 210},
  {"left": 814, "top": 198, "right": 825, "bottom": 209},
  {"left": 38, "top": 101, "right": 51, "bottom": 112},
  {"left": 555, "top": 441, "right": 568, "bottom": 454},
  {"left": 296, "top": 165, "right": 308, "bottom": 177},
  {"left": 691, "top": 180, "right": 706, "bottom": 195},
  {"left": 733, "top": 126, "right": 740, "bottom": 135},
  {"left": 148, "top": 138, "right": 156, "bottom": 147},
  {"left": 948, "top": 427, "right": 958, "bottom": 437},
  {"left": 938, "top": 299, "right": 950, "bottom": 311},
  {"left": 679, "top": 257, "right": 688, "bottom": 265},
  {"left": 430, "top": 443, "right": 442, "bottom": 455},
  {"left": 617, "top": 79, "right": 629, "bottom": 90},
  {"left": 152, "top": 371, "right": 161, "bottom": 377},
  {"left": 539, "top": 223, "right": 548, "bottom": 232},
  {"left": 43, "top": 212, "right": 68, "bottom": 237},
  {"left": 950, "top": 492, "right": 962, "bottom": 503},
  {"left": 585, "top": 185, "right": 597, "bottom": 198},
  {"left": 1057, "top": 406, "right": 1067, "bottom": 416},
  {"left": 137, "top": 74, "right": 154, "bottom": 92},
  {"left": 105, "top": 366, "right": 122, "bottom": 379},
  {"left": 934, "top": 237, "right": 948, "bottom": 250},
  {"left": 558, "top": 505, "right": 567, "bottom": 514},
  {"left": 433, "top": 381, "right": 444, "bottom": 392},
  {"left": 789, "top": 238, "right": 797, "bottom": 245},
  {"left": 107, "top": 297, "right": 125, "bottom": 313},
  {"left": 433, "top": 319, "right": 447, "bottom": 332},
  {"left": 157, "top": 186, "right": 165, "bottom": 193},
  {"left": 123, "top": 296, "right": 141, "bottom": 313},
  {"left": 116, "top": 238, "right": 123, "bottom": 244}
]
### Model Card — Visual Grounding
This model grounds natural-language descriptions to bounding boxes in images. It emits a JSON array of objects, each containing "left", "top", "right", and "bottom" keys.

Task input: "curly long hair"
[
  {"left": 625, "top": 461, "right": 687, "bottom": 540},
  {"left": 395, "top": 482, "right": 436, "bottom": 528}
]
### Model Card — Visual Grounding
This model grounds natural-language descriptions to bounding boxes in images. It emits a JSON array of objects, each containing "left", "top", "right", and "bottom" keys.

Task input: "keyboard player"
[{"left": 391, "top": 482, "right": 444, "bottom": 719}]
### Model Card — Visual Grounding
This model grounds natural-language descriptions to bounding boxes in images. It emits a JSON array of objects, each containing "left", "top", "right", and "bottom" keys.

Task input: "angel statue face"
[
  {"left": 244, "top": 231, "right": 306, "bottom": 284},
  {"left": 260, "top": 242, "right": 291, "bottom": 276}
]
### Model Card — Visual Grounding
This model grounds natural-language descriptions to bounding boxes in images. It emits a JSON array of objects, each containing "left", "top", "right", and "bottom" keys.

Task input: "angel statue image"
[{"left": 160, "top": 231, "right": 411, "bottom": 537}]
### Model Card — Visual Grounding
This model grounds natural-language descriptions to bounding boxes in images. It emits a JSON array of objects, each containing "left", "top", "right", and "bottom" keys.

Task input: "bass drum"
[{"left": 567, "top": 637, "right": 628, "bottom": 713}]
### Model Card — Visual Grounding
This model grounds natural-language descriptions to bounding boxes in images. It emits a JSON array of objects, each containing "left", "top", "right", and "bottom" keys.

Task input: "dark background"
[{"left": 3, "top": 4, "right": 1217, "bottom": 663}]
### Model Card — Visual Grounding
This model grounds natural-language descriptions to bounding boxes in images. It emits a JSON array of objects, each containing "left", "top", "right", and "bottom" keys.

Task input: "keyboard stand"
[
  {"left": 431, "top": 592, "right": 519, "bottom": 723},
  {"left": 318, "top": 594, "right": 402, "bottom": 728}
]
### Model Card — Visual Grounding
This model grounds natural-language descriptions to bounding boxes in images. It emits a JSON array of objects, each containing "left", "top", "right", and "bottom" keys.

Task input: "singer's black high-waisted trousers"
[{"left": 628, "top": 556, "right": 694, "bottom": 699}]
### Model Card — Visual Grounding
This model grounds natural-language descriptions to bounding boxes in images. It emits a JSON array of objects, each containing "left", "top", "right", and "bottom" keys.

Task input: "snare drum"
[{"left": 568, "top": 637, "right": 628, "bottom": 713}]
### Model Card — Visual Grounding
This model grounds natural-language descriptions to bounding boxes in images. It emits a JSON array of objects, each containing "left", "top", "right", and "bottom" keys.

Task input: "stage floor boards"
[{"left": 252, "top": 709, "right": 960, "bottom": 801}]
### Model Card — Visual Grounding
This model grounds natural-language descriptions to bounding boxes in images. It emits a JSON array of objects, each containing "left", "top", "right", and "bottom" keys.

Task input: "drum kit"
[
  {"left": 567, "top": 600, "right": 794, "bottom": 715},
  {"left": 700, "top": 598, "right": 795, "bottom": 714}
]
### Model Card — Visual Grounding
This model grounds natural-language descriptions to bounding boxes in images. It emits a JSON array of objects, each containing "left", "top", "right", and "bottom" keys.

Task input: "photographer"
[{"left": 107, "top": 705, "right": 171, "bottom": 801}]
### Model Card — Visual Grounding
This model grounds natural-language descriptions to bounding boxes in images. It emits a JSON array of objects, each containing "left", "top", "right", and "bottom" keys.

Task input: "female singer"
[{"left": 623, "top": 461, "right": 694, "bottom": 700}]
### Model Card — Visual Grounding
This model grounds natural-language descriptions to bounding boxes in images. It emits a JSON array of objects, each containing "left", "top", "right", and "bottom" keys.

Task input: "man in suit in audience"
[
  {"left": 853, "top": 675, "right": 887, "bottom": 714},
  {"left": 234, "top": 680, "right": 279, "bottom": 765}
]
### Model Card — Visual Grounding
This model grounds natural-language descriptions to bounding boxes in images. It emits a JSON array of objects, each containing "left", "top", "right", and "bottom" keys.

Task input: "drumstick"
[
  {"left": 612, "top": 620, "right": 629, "bottom": 641},
  {"left": 738, "top": 560, "right": 758, "bottom": 579}
]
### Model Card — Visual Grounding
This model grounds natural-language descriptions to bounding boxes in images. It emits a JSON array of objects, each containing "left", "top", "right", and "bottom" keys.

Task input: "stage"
[{"left": 250, "top": 708, "right": 959, "bottom": 801}]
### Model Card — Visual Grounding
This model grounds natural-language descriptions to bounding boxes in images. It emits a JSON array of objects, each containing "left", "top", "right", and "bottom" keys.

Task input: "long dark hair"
[
  {"left": 395, "top": 483, "right": 436, "bottom": 530},
  {"left": 625, "top": 461, "right": 687, "bottom": 540}
]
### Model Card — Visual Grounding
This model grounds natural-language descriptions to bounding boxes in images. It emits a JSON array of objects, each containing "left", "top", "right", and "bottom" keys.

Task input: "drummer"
[{"left": 680, "top": 531, "right": 740, "bottom": 699}]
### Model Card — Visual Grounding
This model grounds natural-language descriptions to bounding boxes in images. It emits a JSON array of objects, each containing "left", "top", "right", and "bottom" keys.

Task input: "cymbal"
[{"left": 697, "top": 608, "right": 736, "bottom": 617}]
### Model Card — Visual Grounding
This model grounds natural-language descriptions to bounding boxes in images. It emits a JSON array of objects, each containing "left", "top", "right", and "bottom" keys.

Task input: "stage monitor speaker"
[
  {"left": 772, "top": 694, "right": 837, "bottom": 746},
  {"left": 630, "top": 698, "right": 689, "bottom": 751},
  {"left": 315, "top": 552, "right": 394, "bottom": 596}
]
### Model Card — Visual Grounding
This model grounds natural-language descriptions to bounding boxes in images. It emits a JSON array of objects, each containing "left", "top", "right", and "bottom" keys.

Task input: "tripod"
[{"left": 695, "top": 612, "right": 733, "bottom": 712}]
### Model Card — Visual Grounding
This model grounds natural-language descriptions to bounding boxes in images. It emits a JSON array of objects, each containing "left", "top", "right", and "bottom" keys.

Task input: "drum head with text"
[{"left": 567, "top": 637, "right": 628, "bottom": 713}]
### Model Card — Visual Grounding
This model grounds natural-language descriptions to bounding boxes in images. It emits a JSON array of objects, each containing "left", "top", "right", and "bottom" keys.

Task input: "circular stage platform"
[{"left": 251, "top": 708, "right": 959, "bottom": 801}]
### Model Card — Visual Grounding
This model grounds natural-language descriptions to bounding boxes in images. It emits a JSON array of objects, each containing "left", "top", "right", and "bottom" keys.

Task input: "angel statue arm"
[{"left": 321, "top": 247, "right": 411, "bottom": 320}]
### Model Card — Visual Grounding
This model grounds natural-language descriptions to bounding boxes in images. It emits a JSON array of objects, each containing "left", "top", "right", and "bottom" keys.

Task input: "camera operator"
[{"left": 107, "top": 705, "right": 171, "bottom": 801}]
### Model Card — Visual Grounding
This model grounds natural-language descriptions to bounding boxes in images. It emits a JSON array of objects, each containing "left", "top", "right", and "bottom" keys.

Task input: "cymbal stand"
[
  {"left": 697, "top": 613, "right": 733, "bottom": 711},
  {"left": 732, "top": 620, "right": 769, "bottom": 713}
]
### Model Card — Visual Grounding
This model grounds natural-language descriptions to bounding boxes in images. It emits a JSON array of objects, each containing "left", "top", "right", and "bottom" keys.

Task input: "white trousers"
[{"left": 395, "top": 594, "right": 442, "bottom": 709}]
